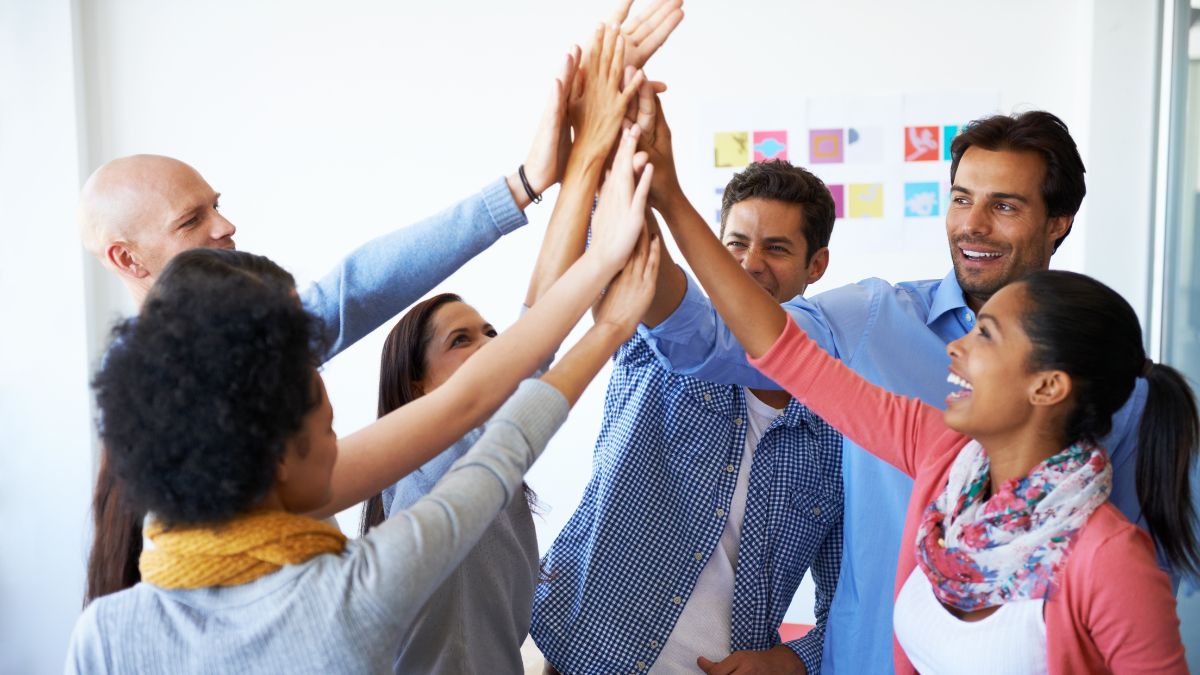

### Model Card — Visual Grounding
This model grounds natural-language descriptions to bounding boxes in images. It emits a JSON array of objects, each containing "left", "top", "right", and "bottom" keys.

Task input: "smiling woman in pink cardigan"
[{"left": 652, "top": 188, "right": 1195, "bottom": 672}]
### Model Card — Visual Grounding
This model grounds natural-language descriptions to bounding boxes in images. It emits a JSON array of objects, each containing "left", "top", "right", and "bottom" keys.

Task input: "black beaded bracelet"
[{"left": 518, "top": 165, "right": 543, "bottom": 204}]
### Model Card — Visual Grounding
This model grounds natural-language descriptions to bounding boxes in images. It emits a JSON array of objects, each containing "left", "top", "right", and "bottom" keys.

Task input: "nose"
[
  {"left": 211, "top": 211, "right": 236, "bottom": 240},
  {"left": 946, "top": 335, "right": 965, "bottom": 360},
  {"left": 960, "top": 203, "right": 991, "bottom": 238},
  {"left": 740, "top": 246, "right": 767, "bottom": 274}
]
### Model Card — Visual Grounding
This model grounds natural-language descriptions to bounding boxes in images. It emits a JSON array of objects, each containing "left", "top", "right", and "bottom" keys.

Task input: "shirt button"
[
  {"left": 703, "top": 393, "right": 712, "bottom": 402},
  {"left": 672, "top": 595, "right": 682, "bottom": 605},
  {"left": 964, "top": 310, "right": 974, "bottom": 322},
  {"left": 650, "top": 640, "right": 659, "bottom": 648},
  {"left": 694, "top": 551, "right": 703, "bottom": 561},
  {"left": 811, "top": 506, "right": 822, "bottom": 517},
  {"left": 716, "top": 508, "right": 726, "bottom": 517},
  {"left": 637, "top": 661, "right": 647, "bottom": 670},
  {"left": 725, "top": 464, "right": 735, "bottom": 473},
  {"left": 733, "top": 417, "right": 743, "bottom": 426},
  {"left": 938, "top": 537, "right": 946, "bottom": 548}
]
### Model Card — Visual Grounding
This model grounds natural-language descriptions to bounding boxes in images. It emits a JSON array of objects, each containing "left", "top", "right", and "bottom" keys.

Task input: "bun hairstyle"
[{"left": 1019, "top": 270, "right": 1199, "bottom": 576}]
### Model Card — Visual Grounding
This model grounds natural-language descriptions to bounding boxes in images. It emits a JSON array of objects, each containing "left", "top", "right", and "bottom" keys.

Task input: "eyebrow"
[
  {"left": 950, "top": 185, "right": 1030, "bottom": 204},
  {"left": 977, "top": 313, "right": 1003, "bottom": 335},
  {"left": 723, "top": 231, "right": 796, "bottom": 246}
]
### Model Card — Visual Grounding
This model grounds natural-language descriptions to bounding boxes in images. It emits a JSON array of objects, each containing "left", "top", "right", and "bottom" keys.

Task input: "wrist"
[
  {"left": 593, "top": 313, "right": 636, "bottom": 345},
  {"left": 506, "top": 173, "right": 533, "bottom": 210},
  {"left": 652, "top": 181, "right": 686, "bottom": 216}
]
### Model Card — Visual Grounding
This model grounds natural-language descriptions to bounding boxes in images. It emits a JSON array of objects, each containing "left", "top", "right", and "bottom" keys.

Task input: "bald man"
[{"left": 78, "top": 153, "right": 552, "bottom": 360}]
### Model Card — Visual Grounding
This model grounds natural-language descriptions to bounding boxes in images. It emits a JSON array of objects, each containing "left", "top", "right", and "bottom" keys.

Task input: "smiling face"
[
  {"left": 721, "top": 198, "right": 828, "bottom": 301},
  {"left": 416, "top": 301, "right": 498, "bottom": 394},
  {"left": 946, "top": 147, "right": 1072, "bottom": 312},
  {"left": 943, "top": 283, "right": 1072, "bottom": 447}
]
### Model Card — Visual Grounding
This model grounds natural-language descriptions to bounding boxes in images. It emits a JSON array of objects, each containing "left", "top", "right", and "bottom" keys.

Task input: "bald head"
[{"left": 78, "top": 154, "right": 236, "bottom": 304}]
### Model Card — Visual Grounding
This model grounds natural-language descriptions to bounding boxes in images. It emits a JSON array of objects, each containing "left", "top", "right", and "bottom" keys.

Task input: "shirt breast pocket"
[{"left": 788, "top": 489, "right": 841, "bottom": 539}]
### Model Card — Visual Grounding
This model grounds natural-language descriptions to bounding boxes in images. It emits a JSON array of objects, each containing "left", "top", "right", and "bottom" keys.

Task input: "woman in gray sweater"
[{"left": 65, "top": 124, "right": 658, "bottom": 674}]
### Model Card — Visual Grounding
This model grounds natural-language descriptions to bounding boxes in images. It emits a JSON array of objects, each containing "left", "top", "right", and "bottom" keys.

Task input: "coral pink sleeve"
[
  {"left": 1071, "top": 524, "right": 1188, "bottom": 673},
  {"left": 749, "top": 317, "right": 964, "bottom": 478}
]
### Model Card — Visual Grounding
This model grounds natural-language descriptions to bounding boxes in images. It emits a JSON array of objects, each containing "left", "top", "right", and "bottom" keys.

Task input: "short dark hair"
[
  {"left": 719, "top": 160, "right": 835, "bottom": 262},
  {"left": 950, "top": 111, "right": 1085, "bottom": 251},
  {"left": 93, "top": 248, "right": 325, "bottom": 526}
]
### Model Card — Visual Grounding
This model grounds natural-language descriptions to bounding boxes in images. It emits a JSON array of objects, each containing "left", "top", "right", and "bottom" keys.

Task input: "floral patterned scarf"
[{"left": 915, "top": 439, "right": 1111, "bottom": 611}]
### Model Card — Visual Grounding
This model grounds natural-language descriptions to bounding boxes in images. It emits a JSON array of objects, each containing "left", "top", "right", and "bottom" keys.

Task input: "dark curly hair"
[
  {"left": 93, "top": 248, "right": 326, "bottom": 526},
  {"left": 719, "top": 160, "right": 836, "bottom": 264}
]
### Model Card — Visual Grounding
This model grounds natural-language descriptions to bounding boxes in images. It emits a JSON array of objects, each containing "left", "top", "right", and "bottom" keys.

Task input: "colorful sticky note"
[
  {"left": 848, "top": 183, "right": 884, "bottom": 218},
  {"left": 904, "top": 126, "right": 940, "bottom": 162},
  {"left": 904, "top": 182, "right": 941, "bottom": 218},
  {"left": 809, "top": 129, "right": 844, "bottom": 164},
  {"left": 827, "top": 184, "right": 845, "bottom": 219},
  {"left": 845, "top": 126, "right": 883, "bottom": 164},
  {"left": 942, "top": 125, "right": 961, "bottom": 161},
  {"left": 715, "top": 132, "right": 750, "bottom": 167},
  {"left": 753, "top": 130, "right": 788, "bottom": 162}
]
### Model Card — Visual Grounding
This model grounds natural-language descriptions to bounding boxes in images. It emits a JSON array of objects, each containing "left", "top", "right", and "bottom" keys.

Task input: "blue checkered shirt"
[{"left": 531, "top": 335, "right": 843, "bottom": 674}]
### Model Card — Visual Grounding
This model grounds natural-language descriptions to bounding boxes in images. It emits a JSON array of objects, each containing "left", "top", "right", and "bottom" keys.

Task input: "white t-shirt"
[
  {"left": 651, "top": 389, "right": 783, "bottom": 673},
  {"left": 894, "top": 567, "right": 1047, "bottom": 675}
]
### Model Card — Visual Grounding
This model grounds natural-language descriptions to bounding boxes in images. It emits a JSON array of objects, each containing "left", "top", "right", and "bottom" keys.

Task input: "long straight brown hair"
[
  {"left": 359, "top": 293, "right": 539, "bottom": 536},
  {"left": 83, "top": 450, "right": 145, "bottom": 606}
]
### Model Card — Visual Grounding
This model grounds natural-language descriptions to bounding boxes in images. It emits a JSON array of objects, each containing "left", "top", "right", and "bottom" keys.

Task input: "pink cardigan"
[{"left": 750, "top": 319, "right": 1186, "bottom": 674}]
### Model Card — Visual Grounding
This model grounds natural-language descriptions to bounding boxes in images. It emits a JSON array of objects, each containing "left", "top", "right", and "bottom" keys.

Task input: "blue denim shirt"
[
  {"left": 531, "top": 335, "right": 843, "bottom": 674},
  {"left": 642, "top": 268, "right": 1147, "bottom": 675}
]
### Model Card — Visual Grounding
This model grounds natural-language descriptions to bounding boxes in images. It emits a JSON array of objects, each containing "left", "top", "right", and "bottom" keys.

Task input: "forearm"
[
  {"left": 640, "top": 207, "right": 686, "bottom": 327},
  {"left": 656, "top": 190, "right": 786, "bottom": 358},
  {"left": 524, "top": 152, "right": 607, "bottom": 306},
  {"left": 317, "top": 250, "right": 614, "bottom": 516},
  {"left": 540, "top": 320, "right": 628, "bottom": 406}
]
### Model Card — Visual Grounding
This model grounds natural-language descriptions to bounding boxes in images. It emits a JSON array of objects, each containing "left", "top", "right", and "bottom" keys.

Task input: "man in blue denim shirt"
[
  {"left": 640, "top": 110, "right": 1150, "bottom": 673},
  {"left": 533, "top": 160, "right": 843, "bottom": 675}
]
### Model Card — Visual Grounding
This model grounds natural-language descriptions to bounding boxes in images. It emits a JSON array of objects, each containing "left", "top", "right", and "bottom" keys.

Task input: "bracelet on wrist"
[{"left": 518, "top": 165, "right": 543, "bottom": 204}]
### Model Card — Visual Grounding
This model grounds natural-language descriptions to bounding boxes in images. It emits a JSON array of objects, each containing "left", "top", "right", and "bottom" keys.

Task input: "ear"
[
  {"left": 1029, "top": 369, "right": 1072, "bottom": 407},
  {"left": 411, "top": 380, "right": 425, "bottom": 398},
  {"left": 1047, "top": 216, "right": 1072, "bottom": 251},
  {"left": 106, "top": 242, "right": 149, "bottom": 280},
  {"left": 805, "top": 247, "right": 830, "bottom": 285}
]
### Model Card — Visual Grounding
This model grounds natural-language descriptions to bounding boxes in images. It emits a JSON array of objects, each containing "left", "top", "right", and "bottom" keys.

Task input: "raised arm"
[
  {"left": 361, "top": 225, "right": 660, "bottom": 618},
  {"left": 314, "top": 125, "right": 653, "bottom": 518},
  {"left": 526, "top": 24, "right": 644, "bottom": 306}
]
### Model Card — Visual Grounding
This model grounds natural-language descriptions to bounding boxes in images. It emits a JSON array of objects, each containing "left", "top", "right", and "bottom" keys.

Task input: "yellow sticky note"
[
  {"left": 714, "top": 132, "right": 749, "bottom": 167},
  {"left": 848, "top": 183, "right": 884, "bottom": 218}
]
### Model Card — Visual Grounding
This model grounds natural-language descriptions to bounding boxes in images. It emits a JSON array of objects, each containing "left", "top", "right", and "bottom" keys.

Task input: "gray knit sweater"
[{"left": 64, "top": 379, "right": 567, "bottom": 675}]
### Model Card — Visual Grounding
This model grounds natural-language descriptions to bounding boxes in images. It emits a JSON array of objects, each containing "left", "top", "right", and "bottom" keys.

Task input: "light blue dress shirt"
[{"left": 642, "top": 268, "right": 1147, "bottom": 674}]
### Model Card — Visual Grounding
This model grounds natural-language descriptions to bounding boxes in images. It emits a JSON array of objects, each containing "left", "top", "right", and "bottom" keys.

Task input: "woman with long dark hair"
[
  {"left": 650, "top": 178, "right": 1194, "bottom": 670},
  {"left": 65, "top": 121, "right": 660, "bottom": 672}
]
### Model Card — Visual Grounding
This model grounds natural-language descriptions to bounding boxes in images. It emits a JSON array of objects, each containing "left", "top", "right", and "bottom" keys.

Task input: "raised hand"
[
  {"left": 594, "top": 226, "right": 661, "bottom": 336},
  {"left": 639, "top": 92, "right": 682, "bottom": 208},
  {"left": 569, "top": 24, "right": 645, "bottom": 170},
  {"left": 589, "top": 125, "right": 653, "bottom": 271},
  {"left": 607, "top": 0, "right": 685, "bottom": 70},
  {"left": 521, "top": 46, "right": 582, "bottom": 197}
]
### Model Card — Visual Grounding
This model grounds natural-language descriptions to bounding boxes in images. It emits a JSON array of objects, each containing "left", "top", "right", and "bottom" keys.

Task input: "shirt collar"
[{"left": 927, "top": 269, "right": 969, "bottom": 327}]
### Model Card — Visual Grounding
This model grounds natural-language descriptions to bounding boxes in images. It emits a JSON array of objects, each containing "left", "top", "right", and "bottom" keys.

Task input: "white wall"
[
  {"left": 0, "top": 1, "right": 94, "bottom": 673},
  {"left": 0, "top": 0, "right": 1163, "bottom": 670}
]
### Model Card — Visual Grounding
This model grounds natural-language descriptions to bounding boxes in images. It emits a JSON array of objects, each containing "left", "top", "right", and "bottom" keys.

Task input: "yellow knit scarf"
[{"left": 140, "top": 510, "right": 347, "bottom": 589}]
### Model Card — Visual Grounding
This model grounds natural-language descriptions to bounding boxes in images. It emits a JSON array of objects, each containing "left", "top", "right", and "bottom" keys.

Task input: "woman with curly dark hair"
[{"left": 65, "top": 123, "right": 660, "bottom": 673}]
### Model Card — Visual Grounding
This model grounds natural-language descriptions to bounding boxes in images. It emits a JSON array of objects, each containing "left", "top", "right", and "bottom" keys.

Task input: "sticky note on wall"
[{"left": 715, "top": 132, "right": 750, "bottom": 167}]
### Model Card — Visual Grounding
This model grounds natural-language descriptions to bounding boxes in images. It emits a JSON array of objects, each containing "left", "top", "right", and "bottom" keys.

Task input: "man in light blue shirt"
[{"left": 641, "top": 109, "right": 1148, "bottom": 673}]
